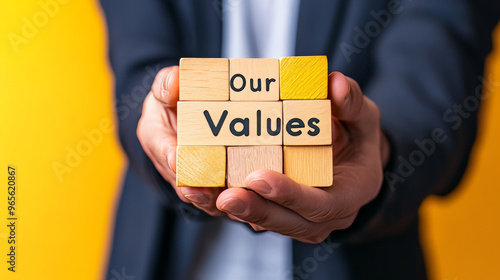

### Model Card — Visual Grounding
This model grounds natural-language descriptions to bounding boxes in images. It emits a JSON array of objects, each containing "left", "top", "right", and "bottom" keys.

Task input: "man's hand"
[
  {"left": 138, "top": 67, "right": 390, "bottom": 242},
  {"left": 137, "top": 66, "right": 226, "bottom": 216},
  {"left": 215, "top": 72, "right": 390, "bottom": 243}
]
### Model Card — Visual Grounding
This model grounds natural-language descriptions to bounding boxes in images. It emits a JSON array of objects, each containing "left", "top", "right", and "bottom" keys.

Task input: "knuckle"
[
  {"left": 308, "top": 205, "right": 338, "bottom": 223},
  {"left": 336, "top": 220, "right": 351, "bottom": 230},
  {"left": 269, "top": 187, "right": 301, "bottom": 208},
  {"left": 136, "top": 119, "right": 147, "bottom": 144},
  {"left": 243, "top": 208, "right": 269, "bottom": 224},
  {"left": 360, "top": 175, "right": 382, "bottom": 206},
  {"left": 289, "top": 223, "right": 314, "bottom": 240},
  {"left": 337, "top": 216, "right": 356, "bottom": 230}
]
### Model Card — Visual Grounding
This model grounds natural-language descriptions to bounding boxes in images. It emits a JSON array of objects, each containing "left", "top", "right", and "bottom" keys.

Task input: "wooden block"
[
  {"left": 176, "top": 146, "right": 226, "bottom": 187},
  {"left": 283, "top": 146, "right": 333, "bottom": 187},
  {"left": 177, "top": 101, "right": 282, "bottom": 146},
  {"left": 229, "top": 58, "right": 280, "bottom": 101},
  {"left": 179, "top": 58, "right": 229, "bottom": 101},
  {"left": 227, "top": 146, "right": 283, "bottom": 188},
  {"left": 280, "top": 56, "right": 328, "bottom": 100},
  {"left": 283, "top": 100, "right": 332, "bottom": 145}
]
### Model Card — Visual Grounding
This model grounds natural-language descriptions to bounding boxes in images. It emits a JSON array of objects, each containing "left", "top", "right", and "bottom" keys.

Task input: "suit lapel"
[{"left": 295, "top": 0, "right": 345, "bottom": 56}]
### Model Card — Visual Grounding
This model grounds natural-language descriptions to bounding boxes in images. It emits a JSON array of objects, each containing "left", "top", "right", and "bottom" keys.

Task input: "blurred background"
[{"left": 1, "top": 1, "right": 499, "bottom": 279}]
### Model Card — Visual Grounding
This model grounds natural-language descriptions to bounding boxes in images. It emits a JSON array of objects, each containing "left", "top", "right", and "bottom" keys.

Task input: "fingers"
[
  {"left": 139, "top": 67, "right": 180, "bottom": 173},
  {"left": 140, "top": 66, "right": 226, "bottom": 215},
  {"left": 151, "top": 66, "right": 179, "bottom": 108},
  {"left": 138, "top": 93, "right": 177, "bottom": 169},
  {"left": 217, "top": 187, "right": 356, "bottom": 244},
  {"left": 138, "top": 93, "right": 188, "bottom": 204},
  {"left": 139, "top": 68, "right": 383, "bottom": 228},
  {"left": 217, "top": 187, "right": 317, "bottom": 242},
  {"left": 180, "top": 187, "right": 226, "bottom": 216},
  {"left": 212, "top": 72, "right": 384, "bottom": 240},
  {"left": 244, "top": 170, "right": 357, "bottom": 223}
]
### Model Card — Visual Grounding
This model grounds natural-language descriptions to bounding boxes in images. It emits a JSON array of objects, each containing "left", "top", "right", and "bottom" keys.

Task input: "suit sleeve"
[
  {"left": 99, "top": 0, "right": 183, "bottom": 205},
  {"left": 335, "top": 0, "right": 499, "bottom": 242}
]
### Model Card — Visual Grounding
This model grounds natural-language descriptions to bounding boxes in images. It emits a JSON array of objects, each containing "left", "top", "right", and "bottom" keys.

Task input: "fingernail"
[
  {"left": 220, "top": 198, "right": 246, "bottom": 215},
  {"left": 250, "top": 224, "right": 265, "bottom": 232},
  {"left": 248, "top": 179, "right": 272, "bottom": 195},
  {"left": 164, "top": 71, "right": 172, "bottom": 91},
  {"left": 184, "top": 194, "right": 209, "bottom": 206}
]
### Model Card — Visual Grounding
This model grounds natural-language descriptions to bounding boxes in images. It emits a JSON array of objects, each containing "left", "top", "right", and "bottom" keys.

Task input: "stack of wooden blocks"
[{"left": 176, "top": 56, "right": 333, "bottom": 188}]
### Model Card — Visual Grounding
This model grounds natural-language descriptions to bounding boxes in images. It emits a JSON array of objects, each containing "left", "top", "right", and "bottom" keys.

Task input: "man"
[{"left": 100, "top": 0, "right": 499, "bottom": 279}]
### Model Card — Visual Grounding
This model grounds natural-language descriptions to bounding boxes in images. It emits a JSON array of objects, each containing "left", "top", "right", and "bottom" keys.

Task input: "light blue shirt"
[
  {"left": 192, "top": 1, "right": 301, "bottom": 280},
  {"left": 221, "top": 0, "right": 300, "bottom": 59}
]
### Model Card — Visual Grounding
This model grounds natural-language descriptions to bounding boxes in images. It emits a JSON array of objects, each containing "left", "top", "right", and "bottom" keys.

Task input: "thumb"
[
  {"left": 328, "top": 72, "right": 379, "bottom": 127},
  {"left": 151, "top": 66, "right": 179, "bottom": 108}
]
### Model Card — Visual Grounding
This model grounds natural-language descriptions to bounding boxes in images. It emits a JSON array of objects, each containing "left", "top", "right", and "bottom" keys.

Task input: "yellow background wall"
[
  {"left": 420, "top": 25, "right": 500, "bottom": 279},
  {"left": 0, "top": 1, "right": 498, "bottom": 279}
]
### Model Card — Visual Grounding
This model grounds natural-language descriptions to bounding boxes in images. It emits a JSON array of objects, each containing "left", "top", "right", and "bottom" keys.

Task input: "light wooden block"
[
  {"left": 280, "top": 56, "right": 328, "bottom": 100},
  {"left": 283, "top": 146, "right": 333, "bottom": 187},
  {"left": 176, "top": 146, "right": 226, "bottom": 187},
  {"left": 229, "top": 58, "right": 280, "bottom": 101},
  {"left": 283, "top": 100, "right": 332, "bottom": 145},
  {"left": 179, "top": 58, "right": 229, "bottom": 101},
  {"left": 227, "top": 146, "right": 283, "bottom": 188},
  {"left": 177, "top": 101, "right": 282, "bottom": 146}
]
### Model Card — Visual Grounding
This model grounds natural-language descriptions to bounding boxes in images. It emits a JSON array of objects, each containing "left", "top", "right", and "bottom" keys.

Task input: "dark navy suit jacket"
[{"left": 100, "top": 0, "right": 499, "bottom": 279}]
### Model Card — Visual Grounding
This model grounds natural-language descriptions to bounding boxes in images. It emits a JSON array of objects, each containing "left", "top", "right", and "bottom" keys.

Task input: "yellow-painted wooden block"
[
  {"left": 283, "top": 100, "right": 332, "bottom": 145},
  {"left": 280, "top": 56, "right": 328, "bottom": 100},
  {"left": 227, "top": 146, "right": 283, "bottom": 188},
  {"left": 176, "top": 146, "right": 226, "bottom": 187},
  {"left": 179, "top": 58, "right": 229, "bottom": 101},
  {"left": 283, "top": 145, "right": 333, "bottom": 187},
  {"left": 229, "top": 58, "right": 280, "bottom": 101},
  {"left": 177, "top": 101, "right": 283, "bottom": 146}
]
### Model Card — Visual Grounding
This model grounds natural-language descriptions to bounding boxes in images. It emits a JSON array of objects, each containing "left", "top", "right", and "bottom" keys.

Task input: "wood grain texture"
[
  {"left": 283, "top": 145, "right": 333, "bottom": 187},
  {"left": 229, "top": 58, "right": 280, "bottom": 101},
  {"left": 177, "top": 101, "right": 283, "bottom": 146},
  {"left": 176, "top": 146, "right": 226, "bottom": 187},
  {"left": 280, "top": 56, "right": 328, "bottom": 100},
  {"left": 283, "top": 100, "right": 332, "bottom": 145},
  {"left": 179, "top": 58, "right": 229, "bottom": 101},
  {"left": 227, "top": 146, "right": 283, "bottom": 188}
]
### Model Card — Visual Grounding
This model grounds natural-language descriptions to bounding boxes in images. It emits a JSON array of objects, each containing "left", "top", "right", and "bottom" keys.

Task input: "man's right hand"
[{"left": 137, "top": 66, "right": 226, "bottom": 216}]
